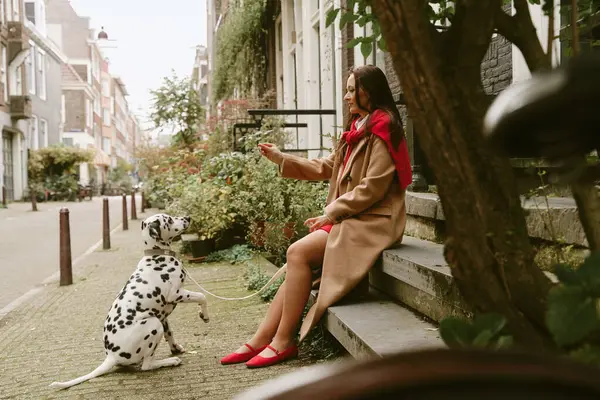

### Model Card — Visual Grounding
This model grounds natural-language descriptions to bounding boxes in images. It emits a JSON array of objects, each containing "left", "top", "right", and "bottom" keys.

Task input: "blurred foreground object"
[
  {"left": 234, "top": 349, "right": 600, "bottom": 400},
  {"left": 484, "top": 53, "right": 600, "bottom": 162}
]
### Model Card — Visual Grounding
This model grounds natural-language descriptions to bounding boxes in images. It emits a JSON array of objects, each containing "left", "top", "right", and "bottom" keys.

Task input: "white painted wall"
[{"left": 512, "top": 1, "right": 561, "bottom": 83}]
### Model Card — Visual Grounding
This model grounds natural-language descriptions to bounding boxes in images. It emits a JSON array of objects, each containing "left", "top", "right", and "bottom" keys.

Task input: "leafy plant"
[
  {"left": 205, "top": 244, "right": 254, "bottom": 264},
  {"left": 150, "top": 71, "right": 204, "bottom": 149},
  {"left": 439, "top": 313, "right": 515, "bottom": 350},
  {"left": 244, "top": 263, "right": 284, "bottom": 302},
  {"left": 213, "top": 0, "right": 269, "bottom": 102}
]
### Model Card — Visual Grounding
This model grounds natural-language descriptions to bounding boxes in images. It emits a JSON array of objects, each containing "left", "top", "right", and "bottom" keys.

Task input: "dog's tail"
[{"left": 49, "top": 357, "right": 116, "bottom": 389}]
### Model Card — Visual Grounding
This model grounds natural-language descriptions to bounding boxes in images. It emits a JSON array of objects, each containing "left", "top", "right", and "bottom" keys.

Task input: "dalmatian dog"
[{"left": 50, "top": 213, "right": 210, "bottom": 390}]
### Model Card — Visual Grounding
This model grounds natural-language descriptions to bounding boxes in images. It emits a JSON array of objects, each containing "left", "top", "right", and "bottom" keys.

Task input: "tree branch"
[
  {"left": 444, "top": 0, "right": 502, "bottom": 71},
  {"left": 495, "top": 0, "right": 551, "bottom": 72}
]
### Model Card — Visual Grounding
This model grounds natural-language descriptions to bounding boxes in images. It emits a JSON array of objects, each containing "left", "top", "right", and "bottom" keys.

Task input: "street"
[{"left": 0, "top": 196, "right": 136, "bottom": 313}]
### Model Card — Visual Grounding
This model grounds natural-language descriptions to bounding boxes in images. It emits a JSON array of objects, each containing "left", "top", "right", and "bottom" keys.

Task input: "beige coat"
[{"left": 279, "top": 134, "right": 407, "bottom": 341}]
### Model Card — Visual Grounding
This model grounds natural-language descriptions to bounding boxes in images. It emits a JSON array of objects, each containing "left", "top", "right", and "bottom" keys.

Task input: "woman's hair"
[{"left": 345, "top": 65, "right": 405, "bottom": 148}]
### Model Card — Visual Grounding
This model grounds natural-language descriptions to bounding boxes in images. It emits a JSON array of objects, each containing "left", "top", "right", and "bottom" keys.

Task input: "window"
[
  {"left": 40, "top": 119, "right": 48, "bottom": 147},
  {"left": 103, "top": 137, "right": 111, "bottom": 154},
  {"left": 29, "top": 115, "right": 38, "bottom": 150},
  {"left": 110, "top": 97, "right": 115, "bottom": 115},
  {"left": 61, "top": 94, "right": 66, "bottom": 124},
  {"left": 94, "top": 96, "right": 101, "bottom": 115},
  {"left": 103, "top": 108, "right": 111, "bottom": 126},
  {"left": 1, "top": 46, "right": 7, "bottom": 103},
  {"left": 12, "top": 65, "right": 23, "bottom": 95},
  {"left": 1, "top": 0, "right": 5, "bottom": 25},
  {"left": 25, "top": 1, "right": 35, "bottom": 24},
  {"left": 11, "top": 0, "right": 20, "bottom": 21},
  {"left": 102, "top": 78, "right": 110, "bottom": 96},
  {"left": 86, "top": 98, "right": 92, "bottom": 128},
  {"left": 63, "top": 137, "right": 74, "bottom": 147},
  {"left": 37, "top": 50, "right": 46, "bottom": 100},
  {"left": 27, "top": 44, "right": 36, "bottom": 95}
]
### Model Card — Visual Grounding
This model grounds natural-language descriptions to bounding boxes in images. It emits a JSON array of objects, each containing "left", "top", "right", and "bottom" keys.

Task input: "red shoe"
[
  {"left": 220, "top": 344, "right": 267, "bottom": 365},
  {"left": 245, "top": 344, "right": 298, "bottom": 368}
]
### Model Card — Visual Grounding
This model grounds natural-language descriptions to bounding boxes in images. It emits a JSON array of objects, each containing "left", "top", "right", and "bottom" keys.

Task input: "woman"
[{"left": 221, "top": 65, "right": 412, "bottom": 368}]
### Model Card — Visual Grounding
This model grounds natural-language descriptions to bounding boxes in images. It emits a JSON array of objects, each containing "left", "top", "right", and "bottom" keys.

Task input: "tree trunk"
[{"left": 371, "top": 1, "right": 554, "bottom": 349}]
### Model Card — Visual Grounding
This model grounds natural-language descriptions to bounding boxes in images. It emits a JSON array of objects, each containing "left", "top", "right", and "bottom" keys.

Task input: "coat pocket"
[{"left": 363, "top": 205, "right": 392, "bottom": 216}]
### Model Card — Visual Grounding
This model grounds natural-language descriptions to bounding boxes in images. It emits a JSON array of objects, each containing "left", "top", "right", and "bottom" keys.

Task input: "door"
[{"left": 2, "top": 132, "right": 14, "bottom": 202}]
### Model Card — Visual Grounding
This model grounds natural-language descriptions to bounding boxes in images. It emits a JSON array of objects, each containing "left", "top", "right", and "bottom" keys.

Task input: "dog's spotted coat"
[{"left": 50, "top": 214, "right": 209, "bottom": 390}]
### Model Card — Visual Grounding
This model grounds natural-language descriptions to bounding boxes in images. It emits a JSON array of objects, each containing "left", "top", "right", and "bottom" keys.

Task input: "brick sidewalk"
[{"left": 0, "top": 210, "right": 328, "bottom": 399}]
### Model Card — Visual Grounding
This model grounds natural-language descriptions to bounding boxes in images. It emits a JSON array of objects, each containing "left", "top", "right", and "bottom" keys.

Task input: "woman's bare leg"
[
  {"left": 231, "top": 230, "right": 328, "bottom": 355},
  {"left": 260, "top": 230, "right": 328, "bottom": 356}
]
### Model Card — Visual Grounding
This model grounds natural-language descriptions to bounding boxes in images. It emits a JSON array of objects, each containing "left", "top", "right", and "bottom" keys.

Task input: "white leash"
[{"left": 182, "top": 264, "right": 288, "bottom": 301}]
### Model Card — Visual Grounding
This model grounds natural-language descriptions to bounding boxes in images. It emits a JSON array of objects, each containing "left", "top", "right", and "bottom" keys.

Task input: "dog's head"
[{"left": 141, "top": 213, "right": 191, "bottom": 247}]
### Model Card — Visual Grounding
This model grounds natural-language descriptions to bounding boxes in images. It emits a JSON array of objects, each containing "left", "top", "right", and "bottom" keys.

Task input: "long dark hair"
[{"left": 345, "top": 65, "right": 405, "bottom": 148}]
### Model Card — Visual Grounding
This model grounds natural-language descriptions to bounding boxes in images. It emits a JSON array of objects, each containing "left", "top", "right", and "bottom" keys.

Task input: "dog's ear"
[
  {"left": 148, "top": 220, "right": 161, "bottom": 239},
  {"left": 141, "top": 221, "right": 147, "bottom": 230}
]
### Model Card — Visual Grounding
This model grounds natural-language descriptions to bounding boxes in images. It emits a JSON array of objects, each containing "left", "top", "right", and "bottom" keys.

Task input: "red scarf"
[{"left": 341, "top": 109, "right": 413, "bottom": 190}]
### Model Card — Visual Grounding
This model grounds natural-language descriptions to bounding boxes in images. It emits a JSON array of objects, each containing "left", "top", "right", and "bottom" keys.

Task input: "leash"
[{"left": 182, "top": 264, "right": 288, "bottom": 301}]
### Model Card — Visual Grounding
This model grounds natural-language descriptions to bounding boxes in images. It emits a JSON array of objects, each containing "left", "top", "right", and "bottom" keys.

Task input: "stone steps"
[
  {"left": 372, "top": 236, "right": 471, "bottom": 323},
  {"left": 308, "top": 288, "right": 443, "bottom": 360}
]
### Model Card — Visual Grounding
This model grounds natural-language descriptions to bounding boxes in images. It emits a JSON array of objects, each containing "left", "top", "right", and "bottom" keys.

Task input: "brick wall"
[
  {"left": 63, "top": 90, "right": 85, "bottom": 132},
  {"left": 480, "top": 34, "right": 513, "bottom": 95}
]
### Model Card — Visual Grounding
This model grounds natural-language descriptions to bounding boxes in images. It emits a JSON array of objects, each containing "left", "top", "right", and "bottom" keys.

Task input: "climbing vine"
[{"left": 213, "top": 0, "right": 269, "bottom": 103}]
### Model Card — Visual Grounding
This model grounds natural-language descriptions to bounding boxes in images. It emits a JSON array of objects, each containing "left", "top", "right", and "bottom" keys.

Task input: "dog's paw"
[
  {"left": 171, "top": 344, "right": 185, "bottom": 354},
  {"left": 172, "top": 357, "right": 182, "bottom": 366},
  {"left": 199, "top": 311, "right": 210, "bottom": 323}
]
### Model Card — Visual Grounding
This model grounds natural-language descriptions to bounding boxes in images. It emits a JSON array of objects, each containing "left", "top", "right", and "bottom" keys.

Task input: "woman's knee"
[{"left": 286, "top": 241, "right": 309, "bottom": 267}]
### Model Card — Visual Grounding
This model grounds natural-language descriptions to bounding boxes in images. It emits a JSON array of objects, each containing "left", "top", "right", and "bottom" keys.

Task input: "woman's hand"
[
  {"left": 258, "top": 143, "right": 284, "bottom": 165},
  {"left": 304, "top": 215, "right": 333, "bottom": 233}
]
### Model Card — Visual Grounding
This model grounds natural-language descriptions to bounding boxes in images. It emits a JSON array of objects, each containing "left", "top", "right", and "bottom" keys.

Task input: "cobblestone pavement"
[{"left": 0, "top": 210, "right": 328, "bottom": 399}]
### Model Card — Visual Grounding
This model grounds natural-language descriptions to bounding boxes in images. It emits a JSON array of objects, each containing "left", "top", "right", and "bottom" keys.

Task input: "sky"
[{"left": 69, "top": 0, "right": 207, "bottom": 128}]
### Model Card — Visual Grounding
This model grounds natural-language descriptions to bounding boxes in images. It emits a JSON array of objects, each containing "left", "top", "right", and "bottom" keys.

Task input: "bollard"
[
  {"left": 31, "top": 190, "right": 38, "bottom": 212},
  {"left": 141, "top": 191, "right": 146, "bottom": 213},
  {"left": 59, "top": 208, "right": 73, "bottom": 286},
  {"left": 2, "top": 185, "right": 6, "bottom": 207},
  {"left": 122, "top": 194, "right": 128, "bottom": 231},
  {"left": 103, "top": 197, "right": 110, "bottom": 249},
  {"left": 131, "top": 191, "right": 137, "bottom": 220}
]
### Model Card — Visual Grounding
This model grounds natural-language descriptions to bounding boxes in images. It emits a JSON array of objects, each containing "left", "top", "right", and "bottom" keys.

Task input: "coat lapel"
[{"left": 338, "top": 136, "right": 370, "bottom": 184}]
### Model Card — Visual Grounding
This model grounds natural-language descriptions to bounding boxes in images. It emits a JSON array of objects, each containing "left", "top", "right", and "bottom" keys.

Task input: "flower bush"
[{"left": 145, "top": 124, "right": 328, "bottom": 262}]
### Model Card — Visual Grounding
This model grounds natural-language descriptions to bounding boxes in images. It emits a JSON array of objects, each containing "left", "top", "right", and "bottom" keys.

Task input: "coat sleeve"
[
  {"left": 279, "top": 151, "right": 336, "bottom": 181},
  {"left": 324, "top": 137, "right": 395, "bottom": 223}
]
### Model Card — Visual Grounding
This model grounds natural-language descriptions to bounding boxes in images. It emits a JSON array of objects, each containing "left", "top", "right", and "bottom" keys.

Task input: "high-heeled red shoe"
[
  {"left": 220, "top": 344, "right": 268, "bottom": 365},
  {"left": 245, "top": 344, "right": 298, "bottom": 368}
]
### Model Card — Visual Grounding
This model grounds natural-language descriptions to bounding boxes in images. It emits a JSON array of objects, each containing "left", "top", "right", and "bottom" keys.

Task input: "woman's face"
[{"left": 344, "top": 74, "right": 369, "bottom": 117}]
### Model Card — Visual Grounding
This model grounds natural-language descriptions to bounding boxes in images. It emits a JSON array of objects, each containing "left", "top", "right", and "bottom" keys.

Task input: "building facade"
[
  {"left": 1, "top": 0, "right": 33, "bottom": 202},
  {"left": 206, "top": 1, "right": 588, "bottom": 167}
]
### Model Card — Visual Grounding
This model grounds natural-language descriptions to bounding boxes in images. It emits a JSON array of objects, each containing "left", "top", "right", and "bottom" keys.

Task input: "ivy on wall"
[{"left": 213, "top": 0, "right": 269, "bottom": 103}]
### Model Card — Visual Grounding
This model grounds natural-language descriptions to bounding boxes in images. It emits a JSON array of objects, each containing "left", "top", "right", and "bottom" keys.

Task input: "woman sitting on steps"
[{"left": 221, "top": 64, "right": 412, "bottom": 368}]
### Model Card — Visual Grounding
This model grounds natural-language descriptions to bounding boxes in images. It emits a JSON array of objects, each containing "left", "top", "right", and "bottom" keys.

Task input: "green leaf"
[
  {"left": 472, "top": 330, "right": 495, "bottom": 348},
  {"left": 439, "top": 317, "right": 476, "bottom": 348},
  {"left": 345, "top": 37, "right": 363, "bottom": 49},
  {"left": 569, "top": 343, "right": 600, "bottom": 366},
  {"left": 339, "top": 11, "right": 355, "bottom": 29},
  {"left": 472, "top": 313, "right": 507, "bottom": 337},
  {"left": 495, "top": 335, "right": 515, "bottom": 350},
  {"left": 360, "top": 40, "right": 373, "bottom": 59},
  {"left": 546, "top": 285, "right": 600, "bottom": 346},
  {"left": 377, "top": 37, "right": 387, "bottom": 52},
  {"left": 325, "top": 8, "right": 340, "bottom": 28},
  {"left": 574, "top": 252, "right": 600, "bottom": 289},
  {"left": 553, "top": 263, "right": 582, "bottom": 286}
]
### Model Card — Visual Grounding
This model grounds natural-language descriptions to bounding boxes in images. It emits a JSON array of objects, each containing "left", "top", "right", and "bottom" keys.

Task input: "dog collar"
[{"left": 144, "top": 249, "right": 177, "bottom": 257}]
